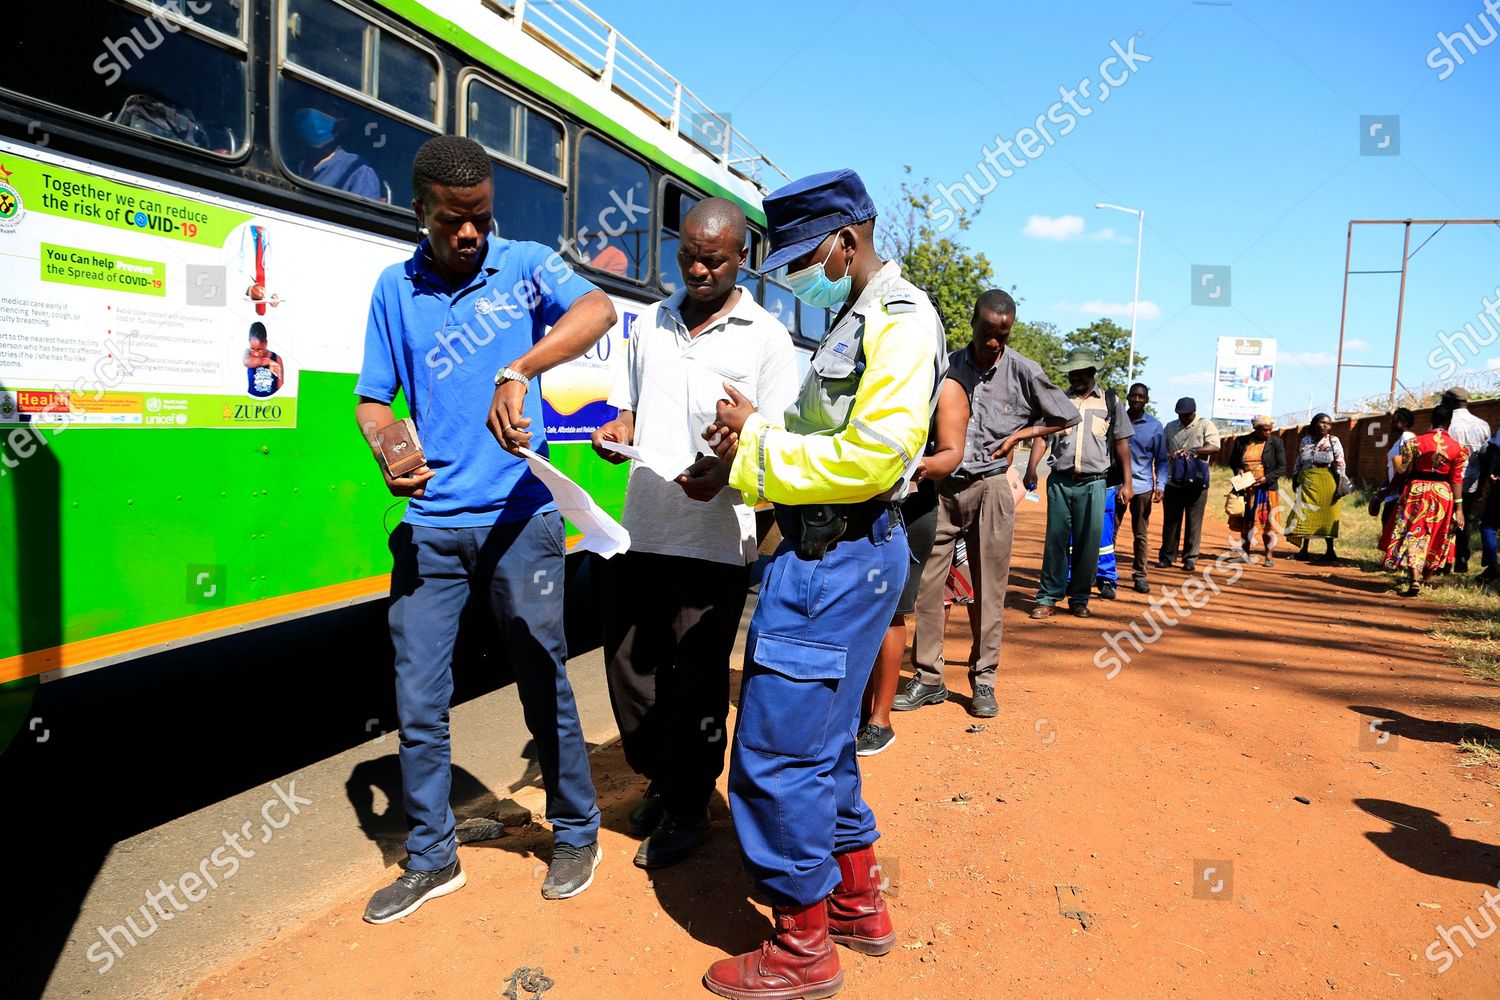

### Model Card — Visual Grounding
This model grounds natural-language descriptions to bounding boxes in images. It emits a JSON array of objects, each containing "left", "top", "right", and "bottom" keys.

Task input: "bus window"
[
  {"left": 279, "top": 0, "right": 441, "bottom": 205},
  {"left": 465, "top": 78, "right": 564, "bottom": 178},
  {"left": 0, "top": 0, "right": 248, "bottom": 157},
  {"left": 799, "top": 301, "right": 829, "bottom": 340},
  {"left": 463, "top": 78, "right": 566, "bottom": 248},
  {"left": 575, "top": 134, "right": 651, "bottom": 282},
  {"left": 278, "top": 78, "right": 429, "bottom": 205},
  {"left": 657, "top": 184, "right": 701, "bottom": 295},
  {"left": 762, "top": 281, "right": 797, "bottom": 337},
  {"left": 489, "top": 166, "right": 565, "bottom": 248},
  {"left": 377, "top": 31, "right": 440, "bottom": 121}
]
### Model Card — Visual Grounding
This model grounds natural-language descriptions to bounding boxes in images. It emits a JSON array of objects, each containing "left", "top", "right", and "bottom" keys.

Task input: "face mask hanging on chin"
[{"left": 787, "top": 233, "right": 853, "bottom": 309}]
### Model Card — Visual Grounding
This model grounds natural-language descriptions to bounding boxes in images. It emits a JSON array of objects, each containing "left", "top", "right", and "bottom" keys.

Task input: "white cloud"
[
  {"left": 1087, "top": 227, "right": 1134, "bottom": 245},
  {"left": 1054, "top": 299, "right": 1163, "bottom": 321},
  {"left": 1344, "top": 338, "right": 1370, "bottom": 351},
  {"left": 1169, "top": 370, "right": 1213, "bottom": 386},
  {"left": 1022, "top": 214, "right": 1086, "bottom": 240}
]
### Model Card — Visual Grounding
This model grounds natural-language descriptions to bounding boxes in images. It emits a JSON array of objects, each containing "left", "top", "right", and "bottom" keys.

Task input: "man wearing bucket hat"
[
  {"left": 1031, "top": 348, "right": 1133, "bottom": 618},
  {"left": 694, "top": 168, "right": 945, "bottom": 999}
]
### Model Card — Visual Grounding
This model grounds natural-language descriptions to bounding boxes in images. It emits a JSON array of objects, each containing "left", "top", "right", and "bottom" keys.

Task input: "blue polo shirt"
[
  {"left": 356, "top": 238, "right": 600, "bottom": 527},
  {"left": 1128, "top": 411, "right": 1169, "bottom": 493}
]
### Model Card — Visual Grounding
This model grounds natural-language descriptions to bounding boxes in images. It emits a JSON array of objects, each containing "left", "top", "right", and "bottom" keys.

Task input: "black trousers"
[
  {"left": 603, "top": 551, "right": 750, "bottom": 815},
  {"left": 1455, "top": 492, "right": 1482, "bottom": 568},
  {"left": 1159, "top": 484, "right": 1208, "bottom": 562},
  {"left": 1115, "top": 492, "right": 1155, "bottom": 582}
]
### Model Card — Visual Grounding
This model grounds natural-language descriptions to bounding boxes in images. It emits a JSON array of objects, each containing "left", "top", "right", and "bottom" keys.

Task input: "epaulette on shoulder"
[{"left": 882, "top": 289, "right": 919, "bottom": 314}]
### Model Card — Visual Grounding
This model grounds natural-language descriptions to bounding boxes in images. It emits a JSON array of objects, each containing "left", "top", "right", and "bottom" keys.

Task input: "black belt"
[
  {"left": 945, "top": 466, "right": 1005, "bottom": 488},
  {"left": 774, "top": 499, "right": 899, "bottom": 559},
  {"left": 1408, "top": 472, "right": 1449, "bottom": 483},
  {"left": 1052, "top": 470, "right": 1107, "bottom": 483}
]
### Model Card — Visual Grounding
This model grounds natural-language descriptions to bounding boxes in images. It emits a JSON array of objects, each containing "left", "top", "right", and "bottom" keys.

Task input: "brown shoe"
[
  {"left": 703, "top": 899, "right": 843, "bottom": 999},
  {"left": 826, "top": 845, "right": 896, "bottom": 956},
  {"left": 1030, "top": 605, "right": 1055, "bottom": 620},
  {"left": 1069, "top": 604, "right": 1093, "bottom": 618}
]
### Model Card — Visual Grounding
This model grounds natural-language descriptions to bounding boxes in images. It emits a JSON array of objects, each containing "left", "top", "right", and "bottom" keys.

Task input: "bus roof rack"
[{"left": 482, "top": 0, "right": 792, "bottom": 192}]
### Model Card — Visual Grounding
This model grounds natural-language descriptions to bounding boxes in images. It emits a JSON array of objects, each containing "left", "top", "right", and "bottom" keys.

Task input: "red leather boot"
[
  {"left": 825, "top": 845, "right": 896, "bottom": 956},
  {"left": 703, "top": 899, "right": 843, "bottom": 1000}
]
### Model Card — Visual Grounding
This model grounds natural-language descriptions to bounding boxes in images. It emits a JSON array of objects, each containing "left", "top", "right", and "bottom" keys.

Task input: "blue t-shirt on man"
[{"left": 356, "top": 237, "right": 600, "bottom": 527}]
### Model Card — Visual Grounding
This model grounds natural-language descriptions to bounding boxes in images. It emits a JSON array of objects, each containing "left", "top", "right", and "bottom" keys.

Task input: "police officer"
[{"left": 697, "top": 169, "right": 945, "bottom": 999}]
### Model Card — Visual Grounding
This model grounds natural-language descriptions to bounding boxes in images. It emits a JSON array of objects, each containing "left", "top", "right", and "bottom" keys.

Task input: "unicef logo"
[{"left": 176, "top": 413, "right": 187, "bottom": 425}]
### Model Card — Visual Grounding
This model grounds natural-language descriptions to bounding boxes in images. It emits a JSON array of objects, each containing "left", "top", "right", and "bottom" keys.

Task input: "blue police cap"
[{"left": 760, "top": 168, "right": 877, "bottom": 274}]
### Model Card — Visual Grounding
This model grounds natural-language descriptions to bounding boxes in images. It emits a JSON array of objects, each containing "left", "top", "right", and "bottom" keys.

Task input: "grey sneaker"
[
  {"left": 541, "top": 841, "right": 601, "bottom": 900},
  {"left": 363, "top": 859, "right": 466, "bottom": 924},
  {"left": 855, "top": 723, "right": 896, "bottom": 757}
]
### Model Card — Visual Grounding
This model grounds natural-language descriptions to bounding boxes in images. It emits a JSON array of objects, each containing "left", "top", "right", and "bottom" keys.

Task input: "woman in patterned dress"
[
  {"left": 1228, "top": 415, "right": 1287, "bottom": 565},
  {"left": 1383, "top": 404, "right": 1469, "bottom": 596}
]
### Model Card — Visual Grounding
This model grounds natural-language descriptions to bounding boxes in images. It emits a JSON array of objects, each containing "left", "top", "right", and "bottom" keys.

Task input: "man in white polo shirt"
[{"left": 591, "top": 198, "right": 799, "bottom": 870}]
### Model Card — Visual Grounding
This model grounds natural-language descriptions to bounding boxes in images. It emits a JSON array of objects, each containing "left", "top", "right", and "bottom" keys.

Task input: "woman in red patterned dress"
[{"left": 1383, "top": 404, "right": 1469, "bottom": 595}]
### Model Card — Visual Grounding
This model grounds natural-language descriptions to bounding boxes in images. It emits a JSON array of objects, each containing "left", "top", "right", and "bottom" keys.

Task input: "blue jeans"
[
  {"left": 388, "top": 512, "right": 599, "bottom": 871},
  {"left": 730, "top": 509, "right": 907, "bottom": 907}
]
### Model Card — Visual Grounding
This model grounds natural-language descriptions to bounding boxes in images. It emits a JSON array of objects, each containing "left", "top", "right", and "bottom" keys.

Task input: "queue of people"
[{"left": 349, "top": 135, "right": 1494, "bottom": 999}]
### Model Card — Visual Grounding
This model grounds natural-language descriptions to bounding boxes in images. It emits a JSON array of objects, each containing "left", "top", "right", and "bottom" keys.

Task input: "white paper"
[
  {"left": 598, "top": 439, "right": 693, "bottom": 482},
  {"left": 518, "top": 448, "right": 631, "bottom": 558}
]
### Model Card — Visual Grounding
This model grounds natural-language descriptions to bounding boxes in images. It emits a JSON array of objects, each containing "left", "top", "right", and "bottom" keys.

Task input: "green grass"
[{"left": 1209, "top": 466, "right": 1500, "bottom": 682}]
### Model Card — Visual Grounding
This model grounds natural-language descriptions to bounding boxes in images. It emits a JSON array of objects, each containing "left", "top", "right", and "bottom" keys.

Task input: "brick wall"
[{"left": 1219, "top": 398, "right": 1500, "bottom": 485}]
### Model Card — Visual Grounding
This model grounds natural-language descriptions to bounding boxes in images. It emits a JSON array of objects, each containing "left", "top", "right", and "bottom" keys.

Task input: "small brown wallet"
[{"left": 375, "top": 418, "right": 426, "bottom": 478}]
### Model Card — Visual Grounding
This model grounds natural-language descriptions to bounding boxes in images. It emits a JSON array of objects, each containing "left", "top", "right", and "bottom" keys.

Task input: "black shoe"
[
  {"left": 627, "top": 786, "right": 666, "bottom": 835},
  {"left": 969, "top": 685, "right": 998, "bottom": 718},
  {"left": 363, "top": 859, "right": 466, "bottom": 924},
  {"left": 1132, "top": 578, "right": 1150, "bottom": 594},
  {"left": 855, "top": 723, "right": 896, "bottom": 756},
  {"left": 1156, "top": 557, "right": 1173, "bottom": 568},
  {"left": 634, "top": 813, "right": 711, "bottom": 870},
  {"left": 1097, "top": 582, "right": 1118, "bottom": 600},
  {"left": 1181, "top": 559, "right": 1196, "bottom": 572},
  {"left": 1455, "top": 560, "right": 1469, "bottom": 575},
  {"left": 891, "top": 676, "right": 949, "bottom": 711},
  {"left": 541, "top": 841, "right": 601, "bottom": 899}
]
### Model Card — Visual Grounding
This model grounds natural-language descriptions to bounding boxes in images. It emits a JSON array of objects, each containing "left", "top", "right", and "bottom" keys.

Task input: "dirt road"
[{"left": 184, "top": 499, "right": 1500, "bottom": 999}]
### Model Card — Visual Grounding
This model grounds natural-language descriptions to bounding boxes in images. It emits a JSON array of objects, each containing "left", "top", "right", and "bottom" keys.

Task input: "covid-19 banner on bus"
[{"left": 0, "top": 144, "right": 300, "bottom": 428}]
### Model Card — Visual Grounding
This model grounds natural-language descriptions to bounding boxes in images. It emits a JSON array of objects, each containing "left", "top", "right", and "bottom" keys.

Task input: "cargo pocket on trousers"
[{"left": 737, "top": 634, "right": 847, "bottom": 760}]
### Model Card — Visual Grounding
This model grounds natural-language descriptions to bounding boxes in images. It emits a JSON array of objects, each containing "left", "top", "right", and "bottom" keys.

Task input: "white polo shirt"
[{"left": 607, "top": 286, "right": 800, "bottom": 565}]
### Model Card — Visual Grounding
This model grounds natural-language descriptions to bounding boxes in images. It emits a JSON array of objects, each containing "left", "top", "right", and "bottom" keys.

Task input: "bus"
[{"left": 0, "top": 0, "right": 826, "bottom": 717}]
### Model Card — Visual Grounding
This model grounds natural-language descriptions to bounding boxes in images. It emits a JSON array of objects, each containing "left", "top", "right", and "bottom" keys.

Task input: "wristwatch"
[{"left": 494, "top": 366, "right": 529, "bottom": 388}]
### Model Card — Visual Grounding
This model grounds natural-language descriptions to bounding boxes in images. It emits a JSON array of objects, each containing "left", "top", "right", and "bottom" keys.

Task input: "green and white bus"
[{"left": 0, "top": 0, "right": 825, "bottom": 701}]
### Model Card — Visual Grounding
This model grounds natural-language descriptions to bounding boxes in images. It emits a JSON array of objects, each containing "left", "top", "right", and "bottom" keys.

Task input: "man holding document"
[
  {"left": 591, "top": 198, "right": 799, "bottom": 870},
  {"left": 355, "top": 136, "right": 615, "bottom": 919}
]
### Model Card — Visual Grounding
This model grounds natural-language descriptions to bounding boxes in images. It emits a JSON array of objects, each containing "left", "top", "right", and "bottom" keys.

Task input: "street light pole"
[{"left": 1095, "top": 202, "right": 1144, "bottom": 384}]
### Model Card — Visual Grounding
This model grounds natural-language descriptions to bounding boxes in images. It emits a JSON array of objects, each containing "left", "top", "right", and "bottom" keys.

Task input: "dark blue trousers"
[
  {"left": 729, "top": 509, "right": 907, "bottom": 907},
  {"left": 388, "top": 511, "right": 599, "bottom": 871}
]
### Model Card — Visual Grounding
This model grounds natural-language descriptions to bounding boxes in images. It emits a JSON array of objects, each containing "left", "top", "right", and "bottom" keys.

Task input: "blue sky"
[{"left": 586, "top": 0, "right": 1500, "bottom": 421}]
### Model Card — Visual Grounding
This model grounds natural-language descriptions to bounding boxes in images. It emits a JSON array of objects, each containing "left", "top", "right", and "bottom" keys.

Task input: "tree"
[
  {"left": 1064, "top": 318, "right": 1148, "bottom": 395},
  {"left": 878, "top": 168, "right": 992, "bottom": 349},
  {"left": 1009, "top": 319, "right": 1067, "bottom": 385}
]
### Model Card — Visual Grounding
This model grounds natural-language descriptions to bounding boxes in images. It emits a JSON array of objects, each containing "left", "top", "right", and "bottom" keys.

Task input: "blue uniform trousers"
[
  {"left": 729, "top": 508, "right": 907, "bottom": 907},
  {"left": 1095, "top": 486, "right": 1119, "bottom": 584},
  {"left": 388, "top": 511, "right": 600, "bottom": 871}
]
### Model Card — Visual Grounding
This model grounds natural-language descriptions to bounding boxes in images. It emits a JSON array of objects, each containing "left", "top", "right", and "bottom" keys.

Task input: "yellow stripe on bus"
[{"left": 0, "top": 575, "right": 391, "bottom": 684}]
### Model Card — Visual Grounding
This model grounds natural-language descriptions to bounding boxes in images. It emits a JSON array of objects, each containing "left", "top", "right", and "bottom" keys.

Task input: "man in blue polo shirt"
[
  {"left": 1119, "top": 382, "right": 1168, "bottom": 593},
  {"left": 355, "top": 136, "right": 616, "bottom": 921}
]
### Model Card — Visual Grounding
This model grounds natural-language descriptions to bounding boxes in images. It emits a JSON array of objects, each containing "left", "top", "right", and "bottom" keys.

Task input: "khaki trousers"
[{"left": 912, "top": 474, "right": 1016, "bottom": 687}]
